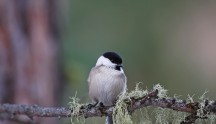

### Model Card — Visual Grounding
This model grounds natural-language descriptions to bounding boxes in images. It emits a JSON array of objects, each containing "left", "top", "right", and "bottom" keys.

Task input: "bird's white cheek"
[
  {"left": 96, "top": 56, "right": 115, "bottom": 67},
  {"left": 103, "top": 59, "right": 116, "bottom": 67}
]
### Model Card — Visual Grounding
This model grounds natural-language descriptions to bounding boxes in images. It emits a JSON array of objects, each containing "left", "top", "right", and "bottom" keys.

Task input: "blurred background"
[{"left": 0, "top": 0, "right": 216, "bottom": 124}]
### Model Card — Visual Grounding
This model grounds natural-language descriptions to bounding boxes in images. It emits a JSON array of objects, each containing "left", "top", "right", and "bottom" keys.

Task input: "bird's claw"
[{"left": 86, "top": 102, "right": 98, "bottom": 110}]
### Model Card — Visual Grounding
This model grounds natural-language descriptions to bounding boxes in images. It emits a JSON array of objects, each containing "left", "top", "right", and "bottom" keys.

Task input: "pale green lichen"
[
  {"left": 197, "top": 90, "right": 209, "bottom": 120},
  {"left": 113, "top": 83, "right": 171, "bottom": 124},
  {"left": 68, "top": 84, "right": 216, "bottom": 124},
  {"left": 68, "top": 92, "right": 85, "bottom": 124},
  {"left": 199, "top": 90, "right": 208, "bottom": 101},
  {"left": 112, "top": 91, "right": 133, "bottom": 124},
  {"left": 153, "top": 84, "right": 168, "bottom": 98},
  {"left": 136, "top": 108, "right": 152, "bottom": 124},
  {"left": 113, "top": 100, "right": 133, "bottom": 124},
  {"left": 173, "top": 94, "right": 182, "bottom": 99},
  {"left": 185, "top": 91, "right": 208, "bottom": 122},
  {"left": 171, "top": 111, "right": 188, "bottom": 124},
  {"left": 186, "top": 94, "right": 195, "bottom": 103},
  {"left": 113, "top": 82, "right": 148, "bottom": 124},
  {"left": 206, "top": 100, "right": 216, "bottom": 124},
  {"left": 128, "top": 82, "right": 148, "bottom": 98},
  {"left": 154, "top": 107, "right": 188, "bottom": 124},
  {"left": 154, "top": 108, "right": 171, "bottom": 124},
  {"left": 206, "top": 114, "right": 216, "bottom": 124}
]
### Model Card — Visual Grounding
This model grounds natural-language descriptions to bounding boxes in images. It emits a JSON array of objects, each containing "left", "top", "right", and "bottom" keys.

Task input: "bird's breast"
[{"left": 88, "top": 66, "right": 127, "bottom": 106}]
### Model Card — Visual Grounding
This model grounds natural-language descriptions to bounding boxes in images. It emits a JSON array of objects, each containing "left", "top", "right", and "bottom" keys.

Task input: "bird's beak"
[
  {"left": 117, "top": 64, "right": 123, "bottom": 68},
  {"left": 115, "top": 64, "right": 123, "bottom": 71}
]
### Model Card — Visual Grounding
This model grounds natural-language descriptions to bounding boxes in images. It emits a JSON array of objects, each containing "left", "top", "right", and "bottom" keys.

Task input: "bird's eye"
[{"left": 110, "top": 59, "right": 114, "bottom": 62}]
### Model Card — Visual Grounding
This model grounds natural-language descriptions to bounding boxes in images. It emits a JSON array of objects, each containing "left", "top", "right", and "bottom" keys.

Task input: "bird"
[{"left": 87, "top": 52, "right": 127, "bottom": 124}]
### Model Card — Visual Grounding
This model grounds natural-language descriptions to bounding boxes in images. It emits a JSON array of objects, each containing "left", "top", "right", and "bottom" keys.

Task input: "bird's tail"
[{"left": 106, "top": 115, "right": 113, "bottom": 124}]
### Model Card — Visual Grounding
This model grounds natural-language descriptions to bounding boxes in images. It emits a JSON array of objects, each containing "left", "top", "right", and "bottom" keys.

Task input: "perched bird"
[{"left": 88, "top": 52, "right": 127, "bottom": 124}]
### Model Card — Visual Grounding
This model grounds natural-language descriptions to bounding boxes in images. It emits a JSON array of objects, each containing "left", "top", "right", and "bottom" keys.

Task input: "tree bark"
[{"left": 0, "top": 0, "right": 59, "bottom": 124}]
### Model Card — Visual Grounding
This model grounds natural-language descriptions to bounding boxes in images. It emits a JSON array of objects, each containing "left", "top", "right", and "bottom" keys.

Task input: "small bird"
[{"left": 88, "top": 52, "right": 127, "bottom": 124}]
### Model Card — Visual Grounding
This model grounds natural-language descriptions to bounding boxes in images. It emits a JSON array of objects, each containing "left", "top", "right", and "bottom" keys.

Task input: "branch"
[
  {"left": 0, "top": 89, "right": 216, "bottom": 123},
  {"left": 0, "top": 104, "right": 71, "bottom": 117},
  {"left": 0, "top": 113, "right": 35, "bottom": 124}
]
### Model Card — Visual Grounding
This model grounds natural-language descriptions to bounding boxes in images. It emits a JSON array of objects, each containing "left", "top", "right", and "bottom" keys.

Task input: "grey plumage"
[
  {"left": 88, "top": 66, "right": 126, "bottom": 106},
  {"left": 88, "top": 52, "right": 127, "bottom": 124}
]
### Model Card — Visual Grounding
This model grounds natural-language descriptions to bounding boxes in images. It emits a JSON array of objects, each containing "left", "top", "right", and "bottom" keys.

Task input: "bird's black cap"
[{"left": 103, "top": 52, "right": 122, "bottom": 64}]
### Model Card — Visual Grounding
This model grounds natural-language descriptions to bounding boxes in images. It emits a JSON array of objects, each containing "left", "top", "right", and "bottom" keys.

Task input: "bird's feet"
[
  {"left": 99, "top": 102, "right": 105, "bottom": 107},
  {"left": 86, "top": 102, "right": 106, "bottom": 110},
  {"left": 86, "top": 102, "right": 98, "bottom": 110}
]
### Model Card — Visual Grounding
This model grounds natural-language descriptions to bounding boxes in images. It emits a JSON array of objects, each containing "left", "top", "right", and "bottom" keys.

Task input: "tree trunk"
[{"left": 0, "top": 0, "right": 59, "bottom": 123}]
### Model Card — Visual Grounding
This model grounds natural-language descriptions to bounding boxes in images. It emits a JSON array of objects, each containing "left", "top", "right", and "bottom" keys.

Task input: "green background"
[{"left": 59, "top": 1, "right": 216, "bottom": 123}]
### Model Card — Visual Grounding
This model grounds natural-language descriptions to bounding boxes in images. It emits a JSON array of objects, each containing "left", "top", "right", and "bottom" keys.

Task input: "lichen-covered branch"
[{"left": 0, "top": 87, "right": 216, "bottom": 123}]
